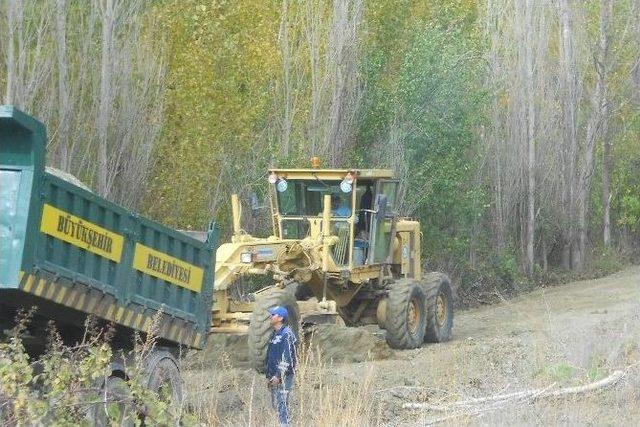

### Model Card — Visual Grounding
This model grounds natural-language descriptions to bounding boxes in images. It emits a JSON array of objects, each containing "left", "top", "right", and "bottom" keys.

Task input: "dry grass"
[
  {"left": 400, "top": 290, "right": 640, "bottom": 425},
  {"left": 181, "top": 271, "right": 640, "bottom": 426},
  {"left": 182, "top": 335, "right": 383, "bottom": 426}
]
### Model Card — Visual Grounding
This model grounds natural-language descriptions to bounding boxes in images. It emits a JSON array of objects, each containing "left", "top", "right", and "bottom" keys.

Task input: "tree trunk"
[
  {"left": 4, "top": 0, "right": 18, "bottom": 104},
  {"left": 576, "top": 0, "right": 611, "bottom": 268},
  {"left": 559, "top": 0, "right": 579, "bottom": 270},
  {"left": 486, "top": 0, "right": 506, "bottom": 251},
  {"left": 524, "top": 0, "right": 536, "bottom": 277},
  {"left": 304, "top": 0, "right": 324, "bottom": 158},
  {"left": 55, "top": 0, "right": 70, "bottom": 170},
  {"left": 278, "top": 0, "right": 293, "bottom": 158},
  {"left": 601, "top": 0, "right": 614, "bottom": 248},
  {"left": 325, "top": 0, "right": 362, "bottom": 166},
  {"left": 602, "top": 125, "right": 612, "bottom": 248},
  {"left": 97, "top": 0, "right": 115, "bottom": 197}
]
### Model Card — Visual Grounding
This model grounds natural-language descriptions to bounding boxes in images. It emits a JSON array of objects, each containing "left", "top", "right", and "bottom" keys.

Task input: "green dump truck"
[{"left": 0, "top": 105, "right": 218, "bottom": 413}]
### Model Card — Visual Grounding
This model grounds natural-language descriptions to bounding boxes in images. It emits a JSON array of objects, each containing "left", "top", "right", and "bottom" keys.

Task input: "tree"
[{"left": 0, "top": 0, "right": 166, "bottom": 209}]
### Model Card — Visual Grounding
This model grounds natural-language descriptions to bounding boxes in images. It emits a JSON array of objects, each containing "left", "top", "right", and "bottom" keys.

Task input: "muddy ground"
[{"left": 184, "top": 267, "right": 640, "bottom": 425}]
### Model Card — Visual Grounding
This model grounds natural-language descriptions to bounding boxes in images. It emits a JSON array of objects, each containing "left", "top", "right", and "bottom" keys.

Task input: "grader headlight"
[
  {"left": 240, "top": 252, "right": 253, "bottom": 263},
  {"left": 276, "top": 179, "right": 288, "bottom": 192},
  {"left": 340, "top": 180, "right": 352, "bottom": 193},
  {"left": 340, "top": 171, "right": 355, "bottom": 193},
  {"left": 268, "top": 172, "right": 288, "bottom": 192}
]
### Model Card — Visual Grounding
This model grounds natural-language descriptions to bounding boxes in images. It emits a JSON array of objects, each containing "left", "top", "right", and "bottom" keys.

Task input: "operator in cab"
[{"left": 331, "top": 193, "right": 352, "bottom": 218}]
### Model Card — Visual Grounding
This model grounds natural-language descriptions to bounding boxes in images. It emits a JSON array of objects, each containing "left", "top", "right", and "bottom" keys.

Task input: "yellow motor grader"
[{"left": 211, "top": 163, "right": 454, "bottom": 369}]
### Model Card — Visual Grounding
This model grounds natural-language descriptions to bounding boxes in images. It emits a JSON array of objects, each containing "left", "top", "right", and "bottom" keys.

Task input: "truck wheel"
[
  {"left": 145, "top": 351, "right": 183, "bottom": 410},
  {"left": 93, "top": 375, "right": 135, "bottom": 427},
  {"left": 248, "top": 288, "right": 299, "bottom": 372},
  {"left": 385, "top": 282, "right": 427, "bottom": 349},
  {"left": 422, "top": 273, "right": 454, "bottom": 343}
]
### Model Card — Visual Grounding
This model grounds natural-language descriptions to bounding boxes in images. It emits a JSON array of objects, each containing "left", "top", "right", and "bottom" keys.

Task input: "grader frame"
[{"left": 210, "top": 165, "right": 453, "bottom": 368}]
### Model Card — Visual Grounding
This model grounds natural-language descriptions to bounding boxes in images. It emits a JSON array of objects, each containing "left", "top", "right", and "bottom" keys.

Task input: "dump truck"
[
  {"left": 0, "top": 106, "right": 218, "bottom": 419},
  {"left": 211, "top": 162, "right": 454, "bottom": 370}
]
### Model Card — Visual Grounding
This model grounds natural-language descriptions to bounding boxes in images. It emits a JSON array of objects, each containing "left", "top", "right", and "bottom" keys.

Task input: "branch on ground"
[{"left": 401, "top": 369, "right": 625, "bottom": 421}]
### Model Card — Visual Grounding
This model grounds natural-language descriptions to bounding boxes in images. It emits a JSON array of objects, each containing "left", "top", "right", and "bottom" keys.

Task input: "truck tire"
[
  {"left": 93, "top": 375, "right": 135, "bottom": 427},
  {"left": 422, "top": 273, "right": 454, "bottom": 343},
  {"left": 248, "top": 288, "right": 300, "bottom": 372},
  {"left": 385, "top": 281, "right": 427, "bottom": 349},
  {"left": 145, "top": 350, "right": 183, "bottom": 408}
]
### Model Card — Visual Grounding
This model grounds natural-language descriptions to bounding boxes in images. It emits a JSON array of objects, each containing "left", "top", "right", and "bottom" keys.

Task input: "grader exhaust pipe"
[
  {"left": 231, "top": 194, "right": 242, "bottom": 239},
  {"left": 320, "top": 194, "right": 331, "bottom": 310}
]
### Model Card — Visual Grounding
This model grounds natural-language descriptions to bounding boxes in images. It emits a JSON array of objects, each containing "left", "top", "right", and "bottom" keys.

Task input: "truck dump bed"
[{"left": 0, "top": 106, "right": 217, "bottom": 349}]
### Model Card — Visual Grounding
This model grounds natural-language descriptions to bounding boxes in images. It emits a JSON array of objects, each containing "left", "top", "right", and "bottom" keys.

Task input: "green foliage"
[
  {"left": 359, "top": 0, "right": 487, "bottom": 273},
  {"left": 617, "top": 126, "right": 640, "bottom": 231},
  {"left": 0, "top": 312, "right": 111, "bottom": 425},
  {"left": 540, "top": 361, "right": 576, "bottom": 385},
  {"left": 587, "top": 364, "right": 607, "bottom": 382},
  {"left": 589, "top": 246, "right": 624, "bottom": 275},
  {"left": 492, "top": 249, "right": 523, "bottom": 285},
  {"left": 146, "top": 0, "right": 281, "bottom": 229},
  {"left": 0, "top": 313, "right": 184, "bottom": 426},
  {"left": 620, "top": 194, "right": 640, "bottom": 232}
]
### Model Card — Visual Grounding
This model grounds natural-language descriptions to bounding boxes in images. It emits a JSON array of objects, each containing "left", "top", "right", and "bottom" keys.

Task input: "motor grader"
[{"left": 211, "top": 162, "right": 454, "bottom": 369}]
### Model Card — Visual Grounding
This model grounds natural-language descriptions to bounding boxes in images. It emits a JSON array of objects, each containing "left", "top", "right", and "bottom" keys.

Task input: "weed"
[{"left": 0, "top": 310, "right": 184, "bottom": 426}]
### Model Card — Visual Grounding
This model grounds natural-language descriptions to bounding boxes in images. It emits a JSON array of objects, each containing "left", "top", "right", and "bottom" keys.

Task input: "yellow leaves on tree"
[{"left": 146, "top": 0, "right": 280, "bottom": 228}]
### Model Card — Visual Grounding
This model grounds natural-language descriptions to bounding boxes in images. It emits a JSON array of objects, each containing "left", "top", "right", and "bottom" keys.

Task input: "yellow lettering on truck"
[
  {"left": 132, "top": 243, "right": 204, "bottom": 293},
  {"left": 40, "top": 204, "right": 124, "bottom": 262}
]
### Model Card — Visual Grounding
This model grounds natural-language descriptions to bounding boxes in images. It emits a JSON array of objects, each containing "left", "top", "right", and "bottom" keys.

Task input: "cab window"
[{"left": 276, "top": 180, "right": 351, "bottom": 217}]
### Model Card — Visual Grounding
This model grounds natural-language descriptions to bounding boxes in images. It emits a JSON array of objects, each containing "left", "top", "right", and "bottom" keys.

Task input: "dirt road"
[
  {"left": 374, "top": 266, "right": 640, "bottom": 425},
  {"left": 185, "top": 267, "right": 640, "bottom": 425}
]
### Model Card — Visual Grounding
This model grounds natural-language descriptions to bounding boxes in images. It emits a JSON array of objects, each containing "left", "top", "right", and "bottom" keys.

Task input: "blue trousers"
[{"left": 270, "top": 374, "right": 294, "bottom": 426}]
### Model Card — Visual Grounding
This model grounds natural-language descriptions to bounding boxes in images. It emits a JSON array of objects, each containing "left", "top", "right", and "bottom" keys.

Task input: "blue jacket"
[{"left": 266, "top": 325, "right": 297, "bottom": 379}]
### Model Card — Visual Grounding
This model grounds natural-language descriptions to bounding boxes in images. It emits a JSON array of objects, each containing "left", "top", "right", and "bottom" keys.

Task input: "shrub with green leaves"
[{"left": 0, "top": 311, "right": 185, "bottom": 426}]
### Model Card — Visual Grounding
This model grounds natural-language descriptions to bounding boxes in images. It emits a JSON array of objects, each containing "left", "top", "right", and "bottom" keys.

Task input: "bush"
[
  {"left": 589, "top": 246, "right": 625, "bottom": 276},
  {"left": 0, "top": 311, "right": 184, "bottom": 426}
]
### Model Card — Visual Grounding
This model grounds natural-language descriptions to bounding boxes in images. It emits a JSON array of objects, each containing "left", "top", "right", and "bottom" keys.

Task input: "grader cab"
[{"left": 212, "top": 165, "right": 454, "bottom": 369}]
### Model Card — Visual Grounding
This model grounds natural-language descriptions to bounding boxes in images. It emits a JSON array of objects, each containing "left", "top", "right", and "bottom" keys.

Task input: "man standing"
[{"left": 266, "top": 305, "right": 297, "bottom": 426}]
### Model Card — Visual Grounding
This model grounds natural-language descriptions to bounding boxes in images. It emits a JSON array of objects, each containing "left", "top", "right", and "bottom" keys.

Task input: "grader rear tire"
[
  {"left": 248, "top": 288, "right": 300, "bottom": 372},
  {"left": 422, "top": 273, "right": 454, "bottom": 343},
  {"left": 385, "top": 282, "right": 427, "bottom": 349}
]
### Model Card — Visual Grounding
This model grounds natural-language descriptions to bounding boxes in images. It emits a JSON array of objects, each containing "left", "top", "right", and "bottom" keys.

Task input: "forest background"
[{"left": 2, "top": 0, "right": 639, "bottom": 295}]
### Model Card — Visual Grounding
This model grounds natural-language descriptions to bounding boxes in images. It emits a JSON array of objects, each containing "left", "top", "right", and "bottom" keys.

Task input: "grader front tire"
[
  {"left": 248, "top": 288, "right": 300, "bottom": 372},
  {"left": 384, "top": 282, "right": 427, "bottom": 349}
]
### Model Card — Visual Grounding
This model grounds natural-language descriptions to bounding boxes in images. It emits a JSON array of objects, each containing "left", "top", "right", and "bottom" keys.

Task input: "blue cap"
[{"left": 268, "top": 305, "right": 288, "bottom": 321}]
